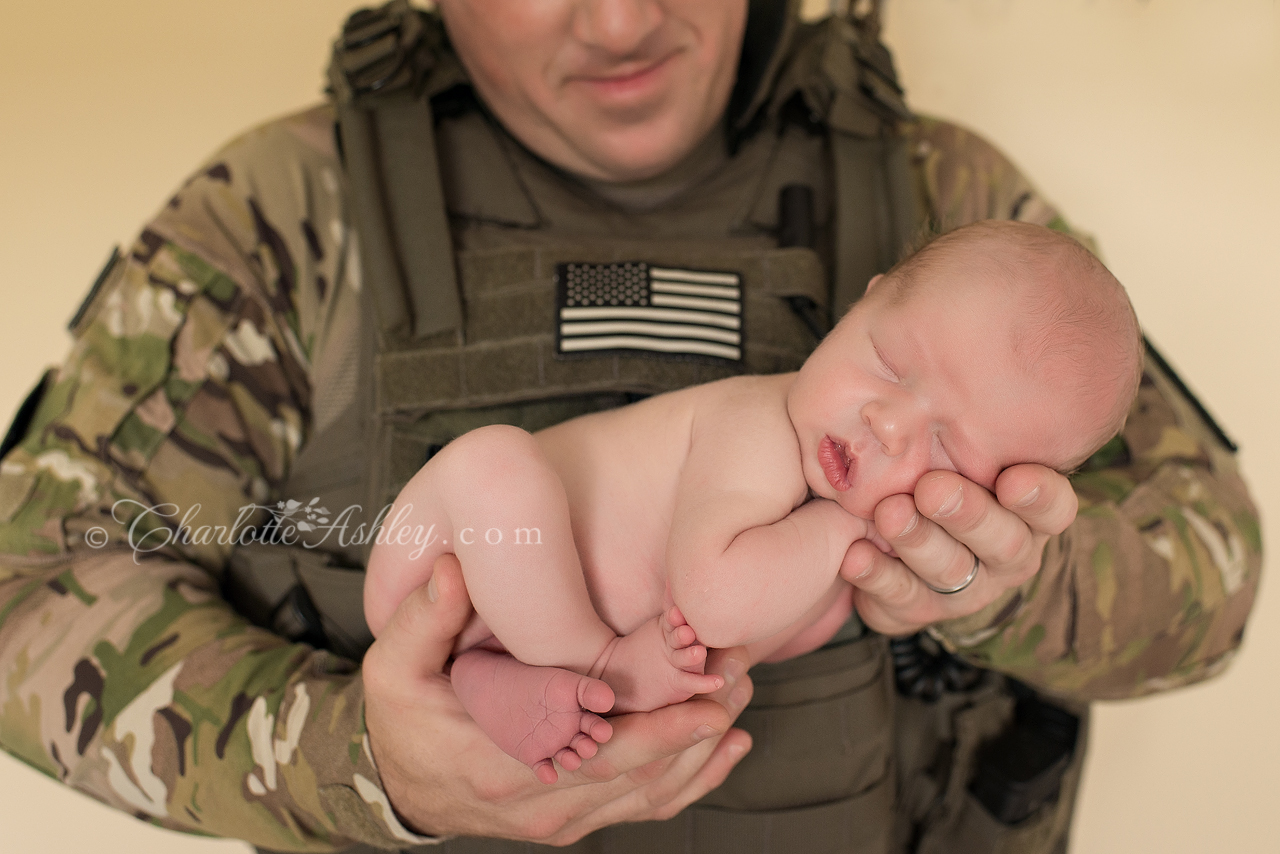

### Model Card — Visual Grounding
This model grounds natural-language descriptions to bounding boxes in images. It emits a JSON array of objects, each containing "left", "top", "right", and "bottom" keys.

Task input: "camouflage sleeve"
[
  {"left": 0, "top": 106, "right": 432, "bottom": 851},
  {"left": 905, "top": 117, "right": 1263, "bottom": 700}
]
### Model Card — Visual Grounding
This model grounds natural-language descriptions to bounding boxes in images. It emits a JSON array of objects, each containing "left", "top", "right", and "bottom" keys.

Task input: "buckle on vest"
[{"left": 334, "top": 0, "right": 434, "bottom": 100}]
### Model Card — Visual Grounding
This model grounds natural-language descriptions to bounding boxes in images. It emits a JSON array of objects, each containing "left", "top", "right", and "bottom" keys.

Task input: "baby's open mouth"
[{"left": 818, "top": 436, "right": 852, "bottom": 491}]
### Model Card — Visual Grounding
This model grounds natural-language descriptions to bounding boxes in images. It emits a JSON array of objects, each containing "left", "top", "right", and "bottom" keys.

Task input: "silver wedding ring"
[{"left": 925, "top": 552, "right": 980, "bottom": 595}]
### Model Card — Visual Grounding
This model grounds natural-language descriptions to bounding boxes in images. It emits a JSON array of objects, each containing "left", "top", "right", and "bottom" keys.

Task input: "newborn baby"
[{"left": 365, "top": 220, "right": 1143, "bottom": 783}]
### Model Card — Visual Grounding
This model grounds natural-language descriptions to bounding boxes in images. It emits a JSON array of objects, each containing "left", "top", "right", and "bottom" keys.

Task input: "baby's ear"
[{"left": 865, "top": 274, "right": 885, "bottom": 292}]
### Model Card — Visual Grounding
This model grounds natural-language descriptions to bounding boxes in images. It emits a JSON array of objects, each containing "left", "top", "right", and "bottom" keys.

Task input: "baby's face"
[{"left": 788, "top": 271, "right": 1097, "bottom": 520}]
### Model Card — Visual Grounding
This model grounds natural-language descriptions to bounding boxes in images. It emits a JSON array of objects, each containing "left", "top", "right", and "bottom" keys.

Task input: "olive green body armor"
[{"left": 233, "top": 2, "right": 1088, "bottom": 851}]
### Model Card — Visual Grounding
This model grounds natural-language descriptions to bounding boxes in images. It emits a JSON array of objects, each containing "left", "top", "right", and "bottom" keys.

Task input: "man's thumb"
[{"left": 378, "top": 553, "right": 472, "bottom": 674}]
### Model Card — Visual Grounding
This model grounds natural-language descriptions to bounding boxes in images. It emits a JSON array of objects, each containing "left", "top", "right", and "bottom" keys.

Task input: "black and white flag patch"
[{"left": 555, "top": 262, "right": 743, "bottom": 362}]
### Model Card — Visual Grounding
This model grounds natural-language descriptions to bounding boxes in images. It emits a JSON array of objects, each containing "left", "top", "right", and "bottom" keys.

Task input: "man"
[{"left": 0, "top": 2, "right": 1259, "bottom": 853}]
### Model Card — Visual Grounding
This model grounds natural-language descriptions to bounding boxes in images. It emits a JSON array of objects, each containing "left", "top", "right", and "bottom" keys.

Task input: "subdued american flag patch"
[{"left": 555, "top": 262, "right": 742, "bottom": 362}]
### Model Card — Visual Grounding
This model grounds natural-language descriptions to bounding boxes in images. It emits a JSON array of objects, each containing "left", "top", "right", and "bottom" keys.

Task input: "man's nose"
[{"left": 572, "top": 0, "right": 664, "bottom": 56}]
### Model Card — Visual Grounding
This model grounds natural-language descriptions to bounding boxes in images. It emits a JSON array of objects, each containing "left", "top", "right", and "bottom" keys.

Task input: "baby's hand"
[{"left": 812, "top": 496, "right": 875, "bottom": 549}]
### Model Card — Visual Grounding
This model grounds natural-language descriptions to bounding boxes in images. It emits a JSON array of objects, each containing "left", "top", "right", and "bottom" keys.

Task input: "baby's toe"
[
  {"left": 568, "top": 731, "right": 599, "bottom": 760},
  {"left": 554, "top": 746, "right": 583, "bottom": 773},
  {"left": 532, "top": 759, "right": 558, "bottom": 785},
  {"left": 669, "top": 642, "right": 707, "bottom": 671},
  {"left": 674, "top": 670, "right": 724, "bottom": 697},
  {"left": 662, "top": 611, "right": 699, "bottom": 650},
  {"left": 577, "top": 677, "right": 615, "bottom": 714},
  {"left": 665, "top": 605, "right": 690, "bottom": 629},
  {"left": 581, "top": 712, "right": 613, "bottom": 745}
]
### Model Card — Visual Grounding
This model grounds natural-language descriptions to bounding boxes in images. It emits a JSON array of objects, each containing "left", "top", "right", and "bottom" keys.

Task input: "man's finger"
[
  {"left": 575, "top": 644, "right": 752, "bottom": 786},
  {"left": 519, "top": 697, "right": 742, "bottom": 844},
  {"left": 873, "top": 489, "right": 980, "bottom": 592},
  {"left": 374, "top": 553, "right": 473, "bottom": 675},
  {"left": 623, "top": 727, "right": 752, "bottom": 826},
  {"left": 842, "top": 539, "right": 944, "bottom": 634},
  {"left": 578, "top": 697, "right": 734, "bottom": 784},
  {"left": 842, "top": 538, "right": 919, "bottom": 605},
  {"left": 551, "top": 727, "right": 752, "bottom": 845},
  {"left": 703, "top": 646, "right": 753, "bottom": 722},
  {"left": 900, "top": 472, "right": 1032, "bottom": 579},
  {"left": 649, "top": 728, "right": 752, "bottom": 819},
  {"left": 994, "top": 464, "right": 1078, "bottom": 536}
]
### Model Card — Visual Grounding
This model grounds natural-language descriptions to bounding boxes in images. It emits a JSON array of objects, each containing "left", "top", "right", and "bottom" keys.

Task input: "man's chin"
[
  {"left": 582, "top": 143, "right": 698, "bottom": 183},
  {"left": 565, "top": 115, "right": 713, "bottom": 182}
]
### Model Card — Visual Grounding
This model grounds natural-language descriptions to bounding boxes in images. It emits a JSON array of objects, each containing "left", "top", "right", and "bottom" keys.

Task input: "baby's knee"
[{"left": 436, "top": 424, "right": 547, "bottom": 491}]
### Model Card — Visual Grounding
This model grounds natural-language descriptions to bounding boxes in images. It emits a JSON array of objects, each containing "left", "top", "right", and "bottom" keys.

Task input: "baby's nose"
[{"left": 865, "top": 400, "right": 921, "bottom": 458}]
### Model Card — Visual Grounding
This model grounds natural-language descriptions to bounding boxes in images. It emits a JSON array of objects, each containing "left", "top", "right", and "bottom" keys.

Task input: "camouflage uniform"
[{"left": 0, "top": 15, "right": 1262, "bottom": 854}]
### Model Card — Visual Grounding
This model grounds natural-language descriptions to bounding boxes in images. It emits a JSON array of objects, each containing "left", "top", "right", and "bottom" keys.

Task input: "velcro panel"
[{"left": 377, "top": 243, "right": 827, "bottom": 413}]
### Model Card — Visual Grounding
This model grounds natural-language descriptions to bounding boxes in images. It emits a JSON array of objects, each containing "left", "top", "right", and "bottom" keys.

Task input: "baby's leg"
[
  {"left": 366, "top": 425, "right": 618, "bottom": 663},
  {"left": 364, "top": 425, "right": 622, "bottom": 779},
  {"left": 597, "top": 606, "right": 725, "bottom": 713}
]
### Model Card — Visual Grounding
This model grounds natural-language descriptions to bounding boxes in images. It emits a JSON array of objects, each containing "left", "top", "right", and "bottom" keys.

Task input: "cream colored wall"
[
  {"left": 0, "top": 1, "right": 1274, "bottom": 852},
  {"left": 875, "top": 3, "right": 1280, "bottom": 853}
]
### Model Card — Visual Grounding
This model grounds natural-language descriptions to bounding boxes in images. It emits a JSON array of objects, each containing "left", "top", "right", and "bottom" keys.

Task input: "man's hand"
[
  {"left": 840, "top": 464, "right": 1078, "bottom": 636},
  {"left": 363, "top": 554, "right": 754, "bottom": 844}
]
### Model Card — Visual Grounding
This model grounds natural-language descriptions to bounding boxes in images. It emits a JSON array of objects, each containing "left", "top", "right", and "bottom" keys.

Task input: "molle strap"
[
  {"left": 334, "top": 102, "right": 411, "bottom": 334},
  {"left": 374, "top": 92, "right": 462, "bottom": 338}
]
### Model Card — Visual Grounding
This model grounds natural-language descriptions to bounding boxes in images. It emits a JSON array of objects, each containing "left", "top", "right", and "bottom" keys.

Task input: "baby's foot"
[
  {"left": 451, "top": 649, "right": 615, "bottom": 784},
  {"left": 598, "top": 606, "right": 724, "bottom": 713}
]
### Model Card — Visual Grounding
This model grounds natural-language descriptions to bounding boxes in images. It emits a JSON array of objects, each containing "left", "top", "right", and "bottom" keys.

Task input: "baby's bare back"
[{"left": 534, "top": 375, "right": 797, "bottom": 638}]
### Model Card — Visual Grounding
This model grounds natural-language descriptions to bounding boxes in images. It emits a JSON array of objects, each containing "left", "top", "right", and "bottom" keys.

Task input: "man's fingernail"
[
  {"left": 426, "top": 575, "right": 439, "bottom": 603},
  {"left": 728, "top": 742, "right": 747, "bottom": 760},
  {"left": 693, "top": 724, "right": 722, "bottom": 742},
  {"left": 1015, "top": 486, "right": 1040, "bottom": 508},
  {"left": 729, "top": 685, "right": 750, "bottom": 713},
  {"left": 934, "top": 487, "right": 963, "bottom": 518},
  {"left": 896, "top": 512, "right": 919, "bottom": 538},
  {"left": 725, "top": 659, "right": 747, "bottom": 683}
]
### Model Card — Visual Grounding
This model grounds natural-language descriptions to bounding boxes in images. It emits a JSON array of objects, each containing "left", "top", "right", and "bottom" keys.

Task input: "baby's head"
[{"left": 788, "top": 220, "right": 1142, "bottom": 519}]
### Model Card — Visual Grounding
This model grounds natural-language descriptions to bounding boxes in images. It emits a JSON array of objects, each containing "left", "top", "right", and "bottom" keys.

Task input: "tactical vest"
[{"left": 233, "top": 3, "right": 1088, "bottom": 852}]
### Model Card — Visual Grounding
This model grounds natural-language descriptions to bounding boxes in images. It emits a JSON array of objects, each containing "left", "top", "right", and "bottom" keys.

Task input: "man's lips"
[
  {"left": 818, "top": 436, "right": 852, "bottom": 492},
  {"left": 570, "top": 53, "right": 676, "bottom": 102}
]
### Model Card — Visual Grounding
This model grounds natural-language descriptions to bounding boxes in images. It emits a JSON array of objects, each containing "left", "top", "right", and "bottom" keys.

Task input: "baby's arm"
[{"left": 666, "top": 381, "right": 869, "bottom": 650}]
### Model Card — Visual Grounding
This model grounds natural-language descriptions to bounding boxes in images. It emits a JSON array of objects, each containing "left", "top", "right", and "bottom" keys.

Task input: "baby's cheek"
[{"left": 835, "top": 491, "right": 876, "bottom": 523}]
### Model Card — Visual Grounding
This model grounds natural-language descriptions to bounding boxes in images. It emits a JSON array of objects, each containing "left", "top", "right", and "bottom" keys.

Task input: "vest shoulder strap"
[
  {"left": 328, "top": 0, "right": 462, "bottom": 340},
  {"left": 772, "top": 13, "right": 921, "bottom": 313}
]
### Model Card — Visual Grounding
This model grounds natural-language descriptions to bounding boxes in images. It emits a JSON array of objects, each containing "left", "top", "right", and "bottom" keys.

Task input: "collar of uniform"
[{"left": 433, "top": 102, "right": 542, "bottom": 228}]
